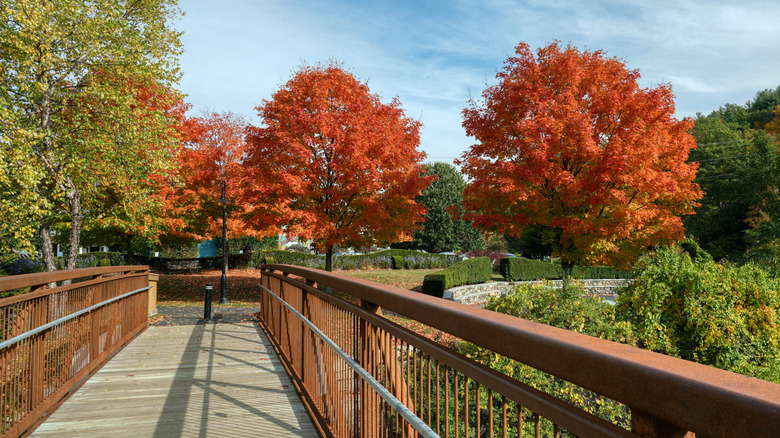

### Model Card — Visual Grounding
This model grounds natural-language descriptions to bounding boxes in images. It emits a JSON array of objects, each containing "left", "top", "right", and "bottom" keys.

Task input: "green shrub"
[
  {"left": 250, "top": 250, "right": 325, "bottom": 269},
  {"left": 422, "top": 257, "right": 492, "bottom": 297},
  {"left": 248, "top": 249, "right": 457, "bottom": 271},
  {"left": 677, "top": 237, "right": 713, "bottom": 263},
  {"left": 616, "top": 246, "right": 780, "bottom": 383},
  {"left": 55, "top": 251, "right": 126, "bottom": 269},
  {"left": 391, "top": 255, "right": 403, "bottom": 270},
  {"left": 462, "top": 282, "right": 635, "bottom": 432},
  {"left": 499, "top": 257, "right": 561, "bottom": 281},
  {"left": 499, "top": 257, "right": 629, "bottom": 281}
]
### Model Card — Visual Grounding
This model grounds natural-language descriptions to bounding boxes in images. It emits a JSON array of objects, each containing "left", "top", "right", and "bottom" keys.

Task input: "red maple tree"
[
  {"left": 241, "top": 63, "right": 431, "bottom": 270},
  {"left": 459, "top": 42, "right": 702, "bottom": 278},
  {"left": 177, "top": 111, "right": 269, "bottom": 242}
]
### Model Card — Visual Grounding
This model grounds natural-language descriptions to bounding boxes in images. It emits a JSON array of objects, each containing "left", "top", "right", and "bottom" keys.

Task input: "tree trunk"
[
  {"left": 64, "top": 187, "right": 82, "bottom": 271},
  {"left": 325, "top": 245, "right": 334, "bottom": 272},
  {"left": 39, "top": 222, "right": 57, "bottom": 272},
  {"left": 561, "top": 259, "right": 575, "bottom": 290}
]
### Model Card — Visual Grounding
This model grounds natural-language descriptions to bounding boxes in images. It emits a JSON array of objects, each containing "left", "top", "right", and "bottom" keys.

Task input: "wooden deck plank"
[{"left": 32, "top": 322, "right": 318, "bottom": 437}]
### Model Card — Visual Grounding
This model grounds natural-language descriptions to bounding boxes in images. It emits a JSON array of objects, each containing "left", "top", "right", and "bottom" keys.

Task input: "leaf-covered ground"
[{"left": 157, "top": 269, "right": 266, "bottom": 306}]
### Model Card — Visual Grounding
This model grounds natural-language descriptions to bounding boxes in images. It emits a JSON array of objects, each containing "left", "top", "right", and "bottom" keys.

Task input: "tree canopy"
[
  {"left": 176, "top": 111, "right": 266, "bottom": 242},
  {"left": 241, "top": 63, "right": 431, "bottom": 270},
  {"left": 685, "top": 88, "right": 780, "bottom": 261},
  {"left": 459, "top": 42, "right": 701, "bottom": 278},
  {"left": 0, "top": 0, "right": 183, "bottom": 269}
]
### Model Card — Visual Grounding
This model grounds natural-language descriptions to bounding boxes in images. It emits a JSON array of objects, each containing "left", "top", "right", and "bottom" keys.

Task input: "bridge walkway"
[{"left": 31, "top": 307, "right": 318, "bottom": 437}]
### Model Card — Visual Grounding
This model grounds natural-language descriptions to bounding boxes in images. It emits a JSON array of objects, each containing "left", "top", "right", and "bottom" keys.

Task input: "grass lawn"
[{"left": 338, "top": 268, "right": 441, "bottom": 291}]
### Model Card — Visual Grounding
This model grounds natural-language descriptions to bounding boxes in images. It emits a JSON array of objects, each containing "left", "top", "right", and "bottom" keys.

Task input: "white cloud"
[{"left": 177, "top": 0, "right": 780, "bottom": 162}]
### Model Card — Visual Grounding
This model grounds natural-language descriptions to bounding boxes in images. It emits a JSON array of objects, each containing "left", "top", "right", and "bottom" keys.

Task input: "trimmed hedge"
[
  {"left": 498, "top": 257, "right": 630, "bottom": 281},
  {"left": 421, "top": 257, "right": 493, "bottom": 298},
  {"left": 250, "top": 249, "right": 457, "bottom": 271},
  {"left": 126, "top": 249, "right": 458, "bottom": 273},
  {"left": 1, "top": 251, "right": 127, "bottom": 276}
]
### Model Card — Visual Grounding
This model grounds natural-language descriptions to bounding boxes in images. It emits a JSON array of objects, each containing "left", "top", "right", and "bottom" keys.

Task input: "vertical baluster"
[
  {"left": 534, "top": 413, "right": 541, "bottom": 438},
  {"left": 501, "top": 397, "right": 507, "bottom": 438},
  {"left": 488, "top": 389, "right": 493, "bottom": 438}
]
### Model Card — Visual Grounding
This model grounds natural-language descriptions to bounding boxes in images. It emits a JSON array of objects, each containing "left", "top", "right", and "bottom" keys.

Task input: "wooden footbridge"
[
  {"left": 31, "top": 322, "right": 316, "bottom": 437},
  {"left": 1, "top": 265, "right": 779, "bottom": 437}
]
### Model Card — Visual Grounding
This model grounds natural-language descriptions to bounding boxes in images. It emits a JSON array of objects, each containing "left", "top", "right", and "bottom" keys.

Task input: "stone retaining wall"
[{"left": 444, "top": 279, "right": 632, "bottom": 306}]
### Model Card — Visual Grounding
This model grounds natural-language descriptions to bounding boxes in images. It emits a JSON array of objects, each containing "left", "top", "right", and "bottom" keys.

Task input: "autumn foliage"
[
  {"left": 176, "top": 111, "right": 269, "bottom": 241},
  {"left": 242, "top": 64, "right": 431, "bottom": 270},
  {"left": 459, "top": 42, "right": 702, "bottom": 276}
]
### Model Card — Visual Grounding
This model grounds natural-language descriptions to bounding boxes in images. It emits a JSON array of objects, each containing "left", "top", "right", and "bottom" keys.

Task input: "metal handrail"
[
  {"left": 0, "top": 286, "right": 151, "bottom": 350},
  {"left": 261, "top": 264, "right": 780, "bottom": 437},
  {"left": 259, "top": 282, "right": 439, "bottom": 438}
]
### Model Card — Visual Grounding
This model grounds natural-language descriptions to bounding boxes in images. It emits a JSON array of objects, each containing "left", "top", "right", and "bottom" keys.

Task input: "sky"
[{"left": 177, "top": 0, "right": 780, "bottom": 164}]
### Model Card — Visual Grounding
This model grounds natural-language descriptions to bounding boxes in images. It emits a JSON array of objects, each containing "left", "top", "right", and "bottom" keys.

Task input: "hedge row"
[
  {"left": 126, "top": 249, "right": 458, "bottom": 272},
  {"left": 498, "top": 257, "right": 630, "bottom": 281},
  {"left": 2, "top": 251, "right": 127, "bottom": 276},
  {"left": 2, "top": 249, "right": 459, "bottom": 276},
  {"left": 421, "top": 257, "right": 493, "bottom": 298},
  {"left": 252, "top": 249, "right": 457, "bottom": 271}
]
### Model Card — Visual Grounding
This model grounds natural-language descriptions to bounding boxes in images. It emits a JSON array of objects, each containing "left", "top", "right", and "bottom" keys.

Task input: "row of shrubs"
[
  {"left": 253, "top": 249, "right": 458, "bottom": 270},
  {"left": 2, "top": 249, "right": 461, "bottom": 276},
  {"left": 421, "top": 257, "right": 493, "bottom": 297},
  {"left": 498, "top": 257, "right": 631, "bottom": 281},
  {"left": 122, "top": 249, "right": 459, "bottom": 273},
  {"left": 1, "top": 251, "right": 126, "bottom": 276}
]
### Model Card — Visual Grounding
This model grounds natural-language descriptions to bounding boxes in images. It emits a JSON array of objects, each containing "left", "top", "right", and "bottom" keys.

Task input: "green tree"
[
  {"left": 505, "top": 225, "right": 553, "bottom": 259},
  {"left": 0, "top": 0, "right": 183, "bottom": 270},
  {"left": 746, "top": 86, "right": 780, "bottom": 129},
  {"left": 408, "top": 162, "right": 483, "bottom": 253},
  {"left": 685, "top": 89, "right": 780, "bottom": 261}
]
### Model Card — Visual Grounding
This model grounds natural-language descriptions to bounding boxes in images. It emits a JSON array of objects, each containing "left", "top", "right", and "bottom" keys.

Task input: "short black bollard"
[{"left": 204, "top": 283, "right": 213, "bottom": 320}]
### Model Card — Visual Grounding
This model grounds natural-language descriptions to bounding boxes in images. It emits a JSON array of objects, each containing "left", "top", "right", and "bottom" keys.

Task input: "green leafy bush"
[
  {"left": 498, "top": 257, "right": 629, "bottom": 281},
  {"left": 421, "top": 257, "right": 492, "bottom": 297},
  {"left": 461, "top": 282, "right": 635, "bottom": 431},
  {"left": 616, "top": 246, "right": 780, "bottom": 383},
  {"left": 391, "top": 255, "right": 403, "bottom": 270}
]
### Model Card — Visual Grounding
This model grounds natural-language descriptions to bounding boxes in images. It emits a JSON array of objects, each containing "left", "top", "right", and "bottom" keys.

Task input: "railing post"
[
  {"left": 148, "top": 273, "right": 159, "bottom": 317},
  {"left": 631, "top": 409, "right": 695, "bottom": 438}
]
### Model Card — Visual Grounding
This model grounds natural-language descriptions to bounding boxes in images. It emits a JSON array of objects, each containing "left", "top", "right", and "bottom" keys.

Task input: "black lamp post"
[{"left": 218, "top": 180, "right": 229, "bottom": 304}]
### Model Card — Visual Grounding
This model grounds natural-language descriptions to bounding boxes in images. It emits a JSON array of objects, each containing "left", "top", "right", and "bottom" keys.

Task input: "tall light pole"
[{"left": 218, "top": 180, "right": 229, "bottom": 304}]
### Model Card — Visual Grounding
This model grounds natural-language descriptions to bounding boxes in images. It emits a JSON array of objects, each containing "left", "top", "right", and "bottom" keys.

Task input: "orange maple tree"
[
  {"left": 459, "top": 42, "right": 702, "bottom": 278},
  {"left": 242, "top": 63, "right": 431, "bottom": 270},
  {"left": 177, "top": 111, "right": 269, "bottom": 242}
]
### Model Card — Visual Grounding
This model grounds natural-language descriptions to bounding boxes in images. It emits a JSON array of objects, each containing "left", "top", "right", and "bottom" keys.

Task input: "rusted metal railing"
[
  {"left": 259, "top": 264, "right": 780, "bottom": 438},
  {"left": 0, "top": 266, "right": 151, "bottom": 437}
]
